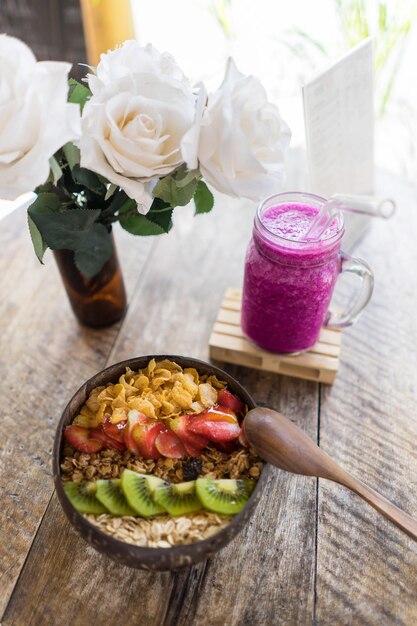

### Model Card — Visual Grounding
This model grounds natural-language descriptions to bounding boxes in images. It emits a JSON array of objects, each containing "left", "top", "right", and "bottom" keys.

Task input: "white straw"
[{"left": 304, "top": 194, "right": 396, "bottom": 241}]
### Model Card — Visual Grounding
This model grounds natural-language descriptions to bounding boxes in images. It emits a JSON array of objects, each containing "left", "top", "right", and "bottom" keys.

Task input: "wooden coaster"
[{"left": 209, "top": 288, "right": 342, "bottom": 384}]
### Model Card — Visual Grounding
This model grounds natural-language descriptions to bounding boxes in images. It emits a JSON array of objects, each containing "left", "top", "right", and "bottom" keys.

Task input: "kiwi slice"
[
  {"left": 195, "top": 478, "right": 256, "bottom": 515},
  {"left": 95, "top": 479, "right": 136, "bottom": 516},
  {"left": 153, "top": 480, "right": 202, "bottom": 516},
  {"left": 64, "top": 481, "right": 107, "bottom": 515},
  {"left": 121, "top": 469, "right": 166, "bottom": 517}
]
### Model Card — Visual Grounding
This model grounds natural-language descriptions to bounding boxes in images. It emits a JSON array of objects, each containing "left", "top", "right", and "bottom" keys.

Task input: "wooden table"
[{"left": 1, "top": 171, "right": 417, "bottom": 626}]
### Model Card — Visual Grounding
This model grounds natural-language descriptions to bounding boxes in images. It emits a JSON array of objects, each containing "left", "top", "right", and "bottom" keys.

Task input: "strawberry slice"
[
  {"left": 196, "top": 405, "right": 238, "bottom": 423},
  {"left": 169, "top": 415, "right": 209, "bottom": 456},
  {"left": 187, "top": 416, "right": 241, "bottom": 442},
  {"left": 89, "top": 426, "right": 126, "bottom": 452},
  {"left": 102, "top": 416, "right": 127, "bottom": 443},
  {"left": 186, "top": 405, "right": 241, "bottom": 445},
  {"left": 217, "top": 389, "right": 245, "bottom": 414},
  {"left": 127, "top": 409, "right": 149, "bottom": 425},
  {"left": 131, "top": 420, "right": 166, "bottom": 459},
  {"left": 155, "top": 429, "right": 185, "bottom": 459},
  {"left": 124, "top": 410, "right": 149, "bottom": 455},
  {"left": 64, "top": 425, "right": 103, "bottom": 453}
]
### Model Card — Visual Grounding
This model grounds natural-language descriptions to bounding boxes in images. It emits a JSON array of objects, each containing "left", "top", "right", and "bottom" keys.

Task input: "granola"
[{"left": 61, "top": 445, "right": 263, "bottom": 483}]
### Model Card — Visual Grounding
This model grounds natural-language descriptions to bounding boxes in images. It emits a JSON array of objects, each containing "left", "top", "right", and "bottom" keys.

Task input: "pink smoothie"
[{"left": 241, "top": 202, "right": 343, "bottom": 353}]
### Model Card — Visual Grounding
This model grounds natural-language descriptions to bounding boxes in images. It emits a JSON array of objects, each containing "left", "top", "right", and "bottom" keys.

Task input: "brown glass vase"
[{"left": 53, "top": 231, "right": 127, "bottom": 328}]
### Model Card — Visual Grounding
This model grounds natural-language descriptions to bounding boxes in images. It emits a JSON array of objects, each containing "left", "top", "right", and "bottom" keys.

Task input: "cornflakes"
[{"left": 73, "top": 359, "right": 222, "bottom": 429}]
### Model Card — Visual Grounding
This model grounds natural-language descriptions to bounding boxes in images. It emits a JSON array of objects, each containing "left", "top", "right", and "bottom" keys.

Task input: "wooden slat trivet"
[{"left": 209, "top": 288, "right": 342, "bottom": 384}]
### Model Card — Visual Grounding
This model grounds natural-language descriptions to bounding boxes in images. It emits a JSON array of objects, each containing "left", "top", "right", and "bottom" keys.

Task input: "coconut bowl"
[{"left": 53, "top": 355, "right": 269, "bottom": 571}]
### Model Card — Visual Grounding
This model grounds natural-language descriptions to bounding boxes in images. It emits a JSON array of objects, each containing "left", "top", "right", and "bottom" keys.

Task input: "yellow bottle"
[{"left": 80, "top": 0, "right": 135, "bottom": 66}]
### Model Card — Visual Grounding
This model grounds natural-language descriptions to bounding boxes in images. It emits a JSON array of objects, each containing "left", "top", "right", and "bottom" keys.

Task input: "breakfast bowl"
[{"left": 53, "top": 355, "right": 270, "bottom": 571}]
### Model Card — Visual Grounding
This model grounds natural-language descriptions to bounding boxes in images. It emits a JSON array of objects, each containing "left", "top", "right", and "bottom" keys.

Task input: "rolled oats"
[{"left": 85, "top": 512, "right": 231, "bottom": 547}]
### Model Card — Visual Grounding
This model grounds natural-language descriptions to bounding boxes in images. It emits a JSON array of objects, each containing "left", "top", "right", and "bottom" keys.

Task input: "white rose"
[
  {"left": 80, "top": 42, "right": 195, "bottom": 213},
  {"left": 89, "top": 40, "right": 189, "bottom": 95},
  {"left": 0, "top": 35, "right": 81, "bottom": 201},
  {"left": 181, "top": 59, "right": 291, "bottom": 201}
]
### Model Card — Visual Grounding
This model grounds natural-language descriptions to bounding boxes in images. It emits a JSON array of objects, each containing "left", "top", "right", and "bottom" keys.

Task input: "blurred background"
[{"left": 1, "top": 0, "right": 416, "bottom": 184}]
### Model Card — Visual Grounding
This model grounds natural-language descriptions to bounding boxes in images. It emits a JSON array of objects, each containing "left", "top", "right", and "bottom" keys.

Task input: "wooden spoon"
[{"left": 244, "top": 407, "right": 417, "bottom": 541}]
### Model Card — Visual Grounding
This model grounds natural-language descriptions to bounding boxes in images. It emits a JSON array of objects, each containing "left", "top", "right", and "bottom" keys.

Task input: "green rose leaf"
[
  {"left": 68, "top": 78, "right": 91, "bottom": 112},
  {"left": 108, "top": 191, "right": 133, "bottom": 214},
  {"left": 35, "top": 181, "right": 56, "bottom": 195},
  {"left": 74, "top": 223, "right": 114, "bottom": 279},
  {"left": 175, "top": 168, "right": 200, "bottom": 188},
  {"left": 28, "top": 193, "right": 101, "bottom": 250},
  {"left": 100, "top": 192, "right": 134, "bottom": 224},
  {"left": 28, "top": 192, "right": 60, "bottom": 215},
  {"left": 49, "top": 156, "right": 63, "bottom": 184},
  {"left": 120, "top": 212, "right": 167, "bottom": 236},
  {"left": 194, "top": 181, "right": 214, "bottom": 214},
  {"left": 28, "top": 215, "right": 48, "bottom": 263},
  {"left": 105, "top": 183, "right": 118, "bottom": 201},
  {"left": 72, "top": 165, "right": 107, "bottom": 196},
  {"left": 146, "top": 198, "right": 174, "bottom": 233},
  {"left": 119, "top": 197, "right": 172, "bottom": 236},
  {"left": 153, "top": 173, "right": 198, "bottom": 207},
  {"left": 63, "top": 142, "right": 81, "bottom": 170}
]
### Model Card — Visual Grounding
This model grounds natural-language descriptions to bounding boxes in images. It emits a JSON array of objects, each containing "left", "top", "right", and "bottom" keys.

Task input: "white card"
[
  {"left": 302, "top": 39, "right": 374, "bottom": 248},
  {"left": 303, "top": 38, "right": 374, "bottom": 196}
]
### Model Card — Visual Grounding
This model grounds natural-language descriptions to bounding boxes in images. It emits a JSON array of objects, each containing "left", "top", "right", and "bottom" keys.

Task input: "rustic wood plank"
[
  {"left": 2, "top": 197, "right": 319, "bottom": 626},
  {"left": 0, "top": 208, "right": 154, "bottom": 617},
  {"left": 316, "top": 172, "right": 417, "bottom": 625}
]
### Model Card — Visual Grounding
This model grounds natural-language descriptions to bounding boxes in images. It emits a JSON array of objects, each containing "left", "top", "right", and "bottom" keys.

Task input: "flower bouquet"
[{"left": 0, "top": 36, "right": 290, "bottom": 324}]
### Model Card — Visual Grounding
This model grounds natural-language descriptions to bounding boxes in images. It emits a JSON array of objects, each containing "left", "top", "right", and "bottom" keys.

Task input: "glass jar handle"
[{"left": 326, "top": 252, "right": 374, "bottom": 328}]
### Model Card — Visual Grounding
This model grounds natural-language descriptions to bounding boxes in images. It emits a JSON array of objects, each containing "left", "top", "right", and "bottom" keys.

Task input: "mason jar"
[{"left": 241, "top": 192, "right": 374, "bottom": 354}]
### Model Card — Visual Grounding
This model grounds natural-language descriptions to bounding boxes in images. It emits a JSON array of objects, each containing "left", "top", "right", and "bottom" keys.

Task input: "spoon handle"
[
  {"left": 244, "top": 408, "right": 417, "bottom": 541},
  {"left": 334, "top": 470, "right": 417, "bottom": 541}
]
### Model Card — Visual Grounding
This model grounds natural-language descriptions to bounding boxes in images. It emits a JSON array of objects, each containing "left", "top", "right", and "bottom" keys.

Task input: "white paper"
[{"left": 303, "top": 39, "right": 374, "bottom": 248}]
